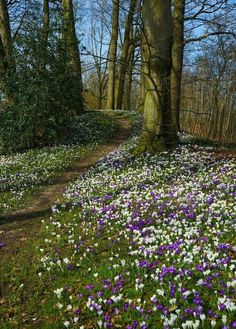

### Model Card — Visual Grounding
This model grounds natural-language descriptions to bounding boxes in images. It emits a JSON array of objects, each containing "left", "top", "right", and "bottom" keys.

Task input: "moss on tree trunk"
[
  {"left": 134, "top": 0, "right": 177, "bottom": 155},
  {"left": 62, "top": 0, "right": 83, "bottom": 114}
]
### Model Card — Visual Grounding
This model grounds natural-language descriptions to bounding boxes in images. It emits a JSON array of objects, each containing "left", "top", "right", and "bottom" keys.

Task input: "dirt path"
[{"left": 0, "top": 116, "right": 132, "bottom": 245}]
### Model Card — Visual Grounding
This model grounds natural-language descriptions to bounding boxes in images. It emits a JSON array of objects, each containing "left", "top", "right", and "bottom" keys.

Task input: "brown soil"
[
  {"left": 0, "top": 116, "right": 132, "bottom": 247},
  {"left": 211, "top": 150, "right": 236, "bottom": 160}
]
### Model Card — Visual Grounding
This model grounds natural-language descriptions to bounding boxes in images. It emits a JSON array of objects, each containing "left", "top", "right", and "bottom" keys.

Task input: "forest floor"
[
  {"left": 0, "top": 115, "right": 131, "bottom": 244},
  {"left": 0, "top": 115, "right": 132, "bottom": 328},
  {"left": 0, "top": 116, "right": 236, "bottom": 329}
]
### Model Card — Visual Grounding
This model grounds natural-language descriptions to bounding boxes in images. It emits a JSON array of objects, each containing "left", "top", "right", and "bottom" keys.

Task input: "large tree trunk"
[
  {"left": 106, "top": 0, "right": 119, "bottom": 110},
  {"left": 0, "top": 0, "right": 15, "bottom": 105},
  {"left": 115, "top": 0, "right": 136, "bottom": 110},
  {"left": 134, "top": 0, "right": 176, "bottom": 155},
  {"left": 171, "top": 0, "right": 185, "bottom": 132},
  {"left": 62, "top": 0, "right": 83, "bottom": 113}
]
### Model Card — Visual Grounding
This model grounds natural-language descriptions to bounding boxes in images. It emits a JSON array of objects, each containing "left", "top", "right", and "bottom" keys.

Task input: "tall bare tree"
[
  {"left": 115, "top": 0, "right": 136, "bottom": 110},
  {"left": 88, "top": 0, "right": 110, "bottom": 109},
  {"left": 123, "top": 24, "right": 138, "bottom": 111},
  {"left": 171, "top": 0, "right": 185, "bottom": 132},
  {"left": 106, "top": 0, "right": 119, "bottom": 110}
]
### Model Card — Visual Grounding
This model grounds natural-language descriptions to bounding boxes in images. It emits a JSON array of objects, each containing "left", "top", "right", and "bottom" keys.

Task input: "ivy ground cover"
[{"left": 39, "top": 137, "right": 236, "bottom": 328}]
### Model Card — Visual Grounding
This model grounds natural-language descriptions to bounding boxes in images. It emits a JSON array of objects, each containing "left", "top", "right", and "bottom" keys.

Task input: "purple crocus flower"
[
  {"left": 67, "top": 264, "right": 74, "bottom": 271},
  {"left": 219, "top": 303, "right": 226, "bottom": 311},
  {"left": 231, "top": 321, "right": 236, "bottom": 328},
  {"left": 104, "top": 314, "right": 111, "bottom": 322},
  {"left": 0, "top": 241, "right": 6, "bottom": 248},
  {"left": 86, "top": 283, "right": 94, "bottom": 290},
  {"left": 185, "top": 308, "right": 194, "bottom": 315},
  {"left": 124, "top": 303, "right": 129, "bottom": 312},
  {"left": 74, "top": 308, "right": 80, "bottom": 315},
  {"left": 97, "top": 291, "right": 103, "bottom": 298},
  {"left": 196, "top": 305, "right": 202, "bottom": 316},
  {"left": 156, "top": 304, "right": 163, "bottom": 311}
]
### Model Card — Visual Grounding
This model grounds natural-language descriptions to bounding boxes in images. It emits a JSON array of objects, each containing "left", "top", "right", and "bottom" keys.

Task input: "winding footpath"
[{"left": 0, "top": 116, "right": 132, "bottom": 249}]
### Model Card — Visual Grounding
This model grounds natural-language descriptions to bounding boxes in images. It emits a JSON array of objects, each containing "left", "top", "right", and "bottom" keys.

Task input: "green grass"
[{"left": 0, "top": 217, "right": 62, "bottom": 328}]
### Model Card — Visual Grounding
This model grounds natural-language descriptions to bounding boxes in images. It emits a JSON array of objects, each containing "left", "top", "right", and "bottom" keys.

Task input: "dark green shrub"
[
  {"left": 0, "top": 31, "right": 83, "bottom": 153},
  {"left": 68, "top": 111, "right": 118, "bottom": 144}
]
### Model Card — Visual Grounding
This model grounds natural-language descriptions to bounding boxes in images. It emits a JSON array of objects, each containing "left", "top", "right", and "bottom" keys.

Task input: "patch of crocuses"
[{"left": 40, "top": 135, "right": 236, "bottom": 328}]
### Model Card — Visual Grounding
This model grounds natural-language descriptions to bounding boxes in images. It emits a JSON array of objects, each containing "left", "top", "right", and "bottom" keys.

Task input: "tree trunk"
[
  {"left": 134, "top": 0, "right": 176, "bottom": 155},
  {"left": 115, "top": 0, "right": 136, "bottom": 110},
  {"left": 137, "top": 36, "right": 145, "bottom": 113},
  {"left": 0, "top": 0, "right": 15, "bottom": 105},
  {"left": 62, "top": 0, "right": 83, "bottom": 113},
  {"left": 123, "top": 43, "right": 135, "bottom": 111},
  {"left": 0, "top": 0, "right": 13, "bottom": 65},
  {"left": 0, "top": 36, "right": 7, "bottom": 97},
  {"left": 106, "top": 0, "right": 119, "bottom": 110},
  {"left": 123, "top": 21, "right": 138, "bottom": 111},
  {"left": 171, "top": 0, "right": 185, "bottom": 132}
]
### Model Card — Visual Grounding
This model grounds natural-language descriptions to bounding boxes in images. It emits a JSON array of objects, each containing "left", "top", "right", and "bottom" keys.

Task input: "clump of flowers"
[{"left": 39, "top": 133, "right": 236, "bottom": 328}]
